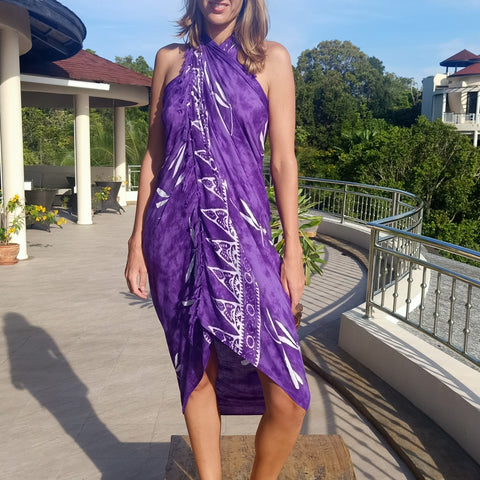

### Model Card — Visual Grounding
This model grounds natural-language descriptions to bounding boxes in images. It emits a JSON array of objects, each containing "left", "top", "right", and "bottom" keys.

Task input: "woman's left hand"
[{"left": 280, "top": 246, "right": 305, "bottom": 312}]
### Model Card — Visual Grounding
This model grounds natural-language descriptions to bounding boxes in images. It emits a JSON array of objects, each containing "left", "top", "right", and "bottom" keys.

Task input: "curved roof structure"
[
  {"left": 4, "top": 0, "right": 86, "bottom": 62},
  {"left": 440, "top": 49, "right": 478, "bottom": 68}
]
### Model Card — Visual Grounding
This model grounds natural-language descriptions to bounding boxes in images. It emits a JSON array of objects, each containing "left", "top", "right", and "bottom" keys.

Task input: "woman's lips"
[{"left": 209, "top": 1, "right": 228, "bottom": 13}]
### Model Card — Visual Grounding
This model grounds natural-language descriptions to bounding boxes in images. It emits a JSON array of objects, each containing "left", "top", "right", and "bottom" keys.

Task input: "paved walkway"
[{"left": 0, "top": 206, "right": 414, "bottom": 479}]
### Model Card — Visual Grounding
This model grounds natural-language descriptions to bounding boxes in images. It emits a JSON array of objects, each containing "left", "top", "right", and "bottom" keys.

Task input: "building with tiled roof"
[
  {"left": 0, "top": 0, "right": 151, "bottom": 260},
  {"left": 439, "top": 49, "right": 478, "bottom": 71},
  {"left": 22, "top": 49, "right": 152, "bottom": 89},
  {"left": 422, "top": 50, "right": 480, "bottom": 146}
]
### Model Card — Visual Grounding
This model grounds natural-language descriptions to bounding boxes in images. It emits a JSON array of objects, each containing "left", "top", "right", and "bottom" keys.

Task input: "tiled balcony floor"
[{"left": 0, "top": 206, "right": 415, "bottom": 479}]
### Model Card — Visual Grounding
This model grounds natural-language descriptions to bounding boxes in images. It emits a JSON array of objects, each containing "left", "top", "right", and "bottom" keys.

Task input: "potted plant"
[
  {"left": 0, "top": 192, "right": 67, "bottom": 264},
  {"left": 268, "top": 186, "right": 326, "bottom": 286},
  {"left": 0, "top": 194, "right": 23, "bottom": 264},
  {"left": 25, "top": 204, "right": 67, "bottom": 231},
  {"left": 93, "top": 185, "right": 111, "bottom": 212},
  {"left": 24, "top": 188, "right": 57, "bottom": 213},
  {"left": 95, "top": 178, "right": 125, "bottom": 213}
]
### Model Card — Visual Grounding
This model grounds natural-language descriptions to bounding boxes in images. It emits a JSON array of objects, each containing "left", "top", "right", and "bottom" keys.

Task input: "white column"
[
  {"left": 474, "top": 92, "right": 480, "bottom": 147},
  {"left": 0, "top": 28, "right": 27, "bottom": 258},
  {"left": 114, "top": 106, "right": 127, "bottom": 206},
  {"left": 476, "top": 91, "right": 480, "bottom": 120},
  {"left": 74, "top": 94, "right": 92, "bottom": 225}
]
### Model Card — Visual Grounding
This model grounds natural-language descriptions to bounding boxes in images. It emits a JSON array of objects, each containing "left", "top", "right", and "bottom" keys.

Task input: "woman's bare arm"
[
  {"left": 125, "top": 45, "right": 184, "bottom": 298},
  {"left": 263, "top": 42, "right": 305, "bottom": 310}
]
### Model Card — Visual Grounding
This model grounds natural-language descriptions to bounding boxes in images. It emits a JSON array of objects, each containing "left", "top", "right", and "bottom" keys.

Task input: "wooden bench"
[{"left": 165, "top": 434, "right": 356, "bottom": 479}]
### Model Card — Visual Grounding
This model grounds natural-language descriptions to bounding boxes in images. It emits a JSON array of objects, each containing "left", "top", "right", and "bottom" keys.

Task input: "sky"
[{"left": 60, "top": 0, "right": 480, "bottom": 86}]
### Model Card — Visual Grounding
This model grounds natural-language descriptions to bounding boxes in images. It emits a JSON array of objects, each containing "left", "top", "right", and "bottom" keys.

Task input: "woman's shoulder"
[
  {"left": 261, "top": 41, "right": 293, "bottom": 83},
  {"left": 155, "top": 43, "right": 189, "bottom": 65},
  {"left": 264, "top": 40, "right": 292, "bottom": 66},
  {"left": 153, "top": 43, "right": 189, "bottom": 87}
]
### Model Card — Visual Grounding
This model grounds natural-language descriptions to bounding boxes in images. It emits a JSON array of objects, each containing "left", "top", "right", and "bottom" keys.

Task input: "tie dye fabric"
[{"left": 143, "top": 36, "right": 310, "bottom": 415}]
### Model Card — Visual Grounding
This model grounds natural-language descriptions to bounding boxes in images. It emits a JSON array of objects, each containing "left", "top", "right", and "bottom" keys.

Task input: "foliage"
[
  {"left": 0, "top": 194, "right": 66, "bottom": 244},
  {"left": 94, "top": 186, "right": 111, "bottom": 202},
  {"left": 295, "top": 40, "right": 419, "bottom": 141},
  {"left": 267, "top": 187, "right": 325, "bottom": 286},
  {"left": 24, "top": 205, "right": 67, "bottom": 227},
  {"left": 90, "top": 109, "right": 114, "bottom": 166},
  {"left": 423, "top": 211, "right": 480, "bottom": 255},
  {"left": 22, "top": 108, "right": 74, "bottom": 165},
  {"left": 115, "top": 55, "right": 153, "bottom": 78},
  {"left": 294, "top": 40, "right": 421, "bottom": 179},
  {"left": 0, "top": 195, "right": 23, "bottom": 244},
  {"left": 338, "top": 116, "right": 480, "bottom": 249}
]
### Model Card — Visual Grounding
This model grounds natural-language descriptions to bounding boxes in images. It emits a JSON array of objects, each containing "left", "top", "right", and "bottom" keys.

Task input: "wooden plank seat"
[{"left": 165, "top": 434, "right": 356, "bottom": 480}]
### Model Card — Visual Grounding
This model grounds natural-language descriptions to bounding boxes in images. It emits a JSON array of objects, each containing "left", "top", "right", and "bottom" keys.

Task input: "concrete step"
[{"left": 165, "top": 434, "right": 356, "bottom": 479}]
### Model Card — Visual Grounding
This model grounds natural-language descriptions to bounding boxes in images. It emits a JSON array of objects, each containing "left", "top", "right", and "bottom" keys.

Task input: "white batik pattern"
[
  {"left": 172, "top": 46, "right": 302, "bottom": 388},
  {"left": 265, "top": 309, "right": 304, "bottom": 390}
]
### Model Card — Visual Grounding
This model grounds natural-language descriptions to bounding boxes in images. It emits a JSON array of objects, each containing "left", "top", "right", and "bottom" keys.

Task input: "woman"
[{"left": 125, "top": 0, "right": 310, "bottom": 478}]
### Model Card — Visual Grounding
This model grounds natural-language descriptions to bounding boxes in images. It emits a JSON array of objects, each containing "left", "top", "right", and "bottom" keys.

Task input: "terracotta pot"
[{"left": 0, "top": 243, "right": 20, "bottom": 265}]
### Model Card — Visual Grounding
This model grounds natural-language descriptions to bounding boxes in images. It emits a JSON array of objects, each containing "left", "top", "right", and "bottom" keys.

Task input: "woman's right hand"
[{"left": 125, "top": 239, "right": 149, "bottom": 299}]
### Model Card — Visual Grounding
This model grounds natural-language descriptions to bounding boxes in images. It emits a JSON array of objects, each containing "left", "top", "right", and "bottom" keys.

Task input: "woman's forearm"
[
  {"left": 129, "top": 152, "right": 160, "bottom": 247},
  {"left": 271, "top": 155, "right": 301, "bottom": 254}
]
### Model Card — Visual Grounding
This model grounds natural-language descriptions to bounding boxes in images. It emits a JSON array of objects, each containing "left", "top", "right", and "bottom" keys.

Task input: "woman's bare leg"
[
  {"left": 250, "top": 371, "right": 306, "bottom": 480},
  {"left": 184, "top": 349, "right": 221, "bottom": 480}
]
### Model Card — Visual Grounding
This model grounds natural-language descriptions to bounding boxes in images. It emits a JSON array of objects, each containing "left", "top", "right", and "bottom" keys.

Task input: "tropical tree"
[
  {"left": 22, "top": 108, "right": 74, "bottom": 165},
  {"left": 115, "top": 55, "right": 153, "bottom": 78}
]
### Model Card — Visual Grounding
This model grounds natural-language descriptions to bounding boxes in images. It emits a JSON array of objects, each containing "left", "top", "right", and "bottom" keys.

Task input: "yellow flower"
[
  {"left": 8, "top": 227, "right": 15, "bottom": 234},
  {"left": 54, "top": 210, "right": 58, "bottom": 215}
]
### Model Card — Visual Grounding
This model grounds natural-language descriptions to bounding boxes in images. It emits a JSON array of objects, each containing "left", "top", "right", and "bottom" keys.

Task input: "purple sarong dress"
[{"left": 143, "top": 36, "right": 310, "bottom": 415}]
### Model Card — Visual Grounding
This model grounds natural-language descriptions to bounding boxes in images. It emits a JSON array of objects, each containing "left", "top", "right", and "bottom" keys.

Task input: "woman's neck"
[{"left": 205, "top": 21, "right": 235, "bottom": 45}]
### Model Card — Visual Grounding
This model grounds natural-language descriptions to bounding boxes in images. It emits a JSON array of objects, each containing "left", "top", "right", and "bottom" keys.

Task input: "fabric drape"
[{"left": 143, "top": 36, "right": 310, "bottom": 415}]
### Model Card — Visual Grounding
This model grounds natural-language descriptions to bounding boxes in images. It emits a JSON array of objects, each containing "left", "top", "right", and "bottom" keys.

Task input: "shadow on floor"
[{"left": 3, "top": 312, "right": 169, "bottom": 479}]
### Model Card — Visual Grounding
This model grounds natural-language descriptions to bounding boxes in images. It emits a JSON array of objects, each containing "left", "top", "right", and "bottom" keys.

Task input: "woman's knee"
[
  {"left": 191, "top": 350, "right": 219, "bottom": 396},
  {"left": 268, "top": 392, "right": 306, "bottom": 423},
  {"left": 260, "top": 374, "right": 306, "bottom": 424}
]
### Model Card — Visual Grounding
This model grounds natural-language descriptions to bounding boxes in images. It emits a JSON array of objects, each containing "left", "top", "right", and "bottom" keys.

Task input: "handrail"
[{"left": 365, "top": 224, "right": 480, "bottom": 366}]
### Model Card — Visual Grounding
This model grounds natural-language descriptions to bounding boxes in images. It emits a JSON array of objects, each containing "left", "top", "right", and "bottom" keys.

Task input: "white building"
[{"left": 422, "top": 49, "right": 480, "bottom": 146}]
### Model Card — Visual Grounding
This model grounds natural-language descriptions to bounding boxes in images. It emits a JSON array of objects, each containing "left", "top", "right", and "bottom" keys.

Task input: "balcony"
[
  {"left": 2, "top": 173, "right": 480, "bottom": 478},
  {"left": 442, "top": 113, "right": 480, "bottom": 136}
]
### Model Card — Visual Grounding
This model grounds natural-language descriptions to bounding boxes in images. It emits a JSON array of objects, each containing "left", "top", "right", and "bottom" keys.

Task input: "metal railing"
[
  {"left": 296, "top": 177, "right": 423, "bottom": 232},
  {"left": 269, "top": 173, "right": 479, "bottom": 367},
  {"left": 127, "top": 164, "right": 141, "bottom": 191},
  {"left": 130, "top": 164, "right": 480, "bottom": 366},
  {"left": 443, "top": 112, "right": 479, "bottom": 125},
  {"left": 365, "top": 225, "right": 480, "bottom": 366}
]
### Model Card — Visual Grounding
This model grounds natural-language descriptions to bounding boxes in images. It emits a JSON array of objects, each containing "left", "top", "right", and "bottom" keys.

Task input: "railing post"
[
  {"left": 341, "top": 183, "right": 348, "bottom": 224},
  {"left": 364, "top": 226, "right": 378, "bottom": 318},
  {"left": 127, "top": 165, "right": 132, "bottom": 192},
  {"left": 391, "top": 191, "right": 399, "bottom": 218}
]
